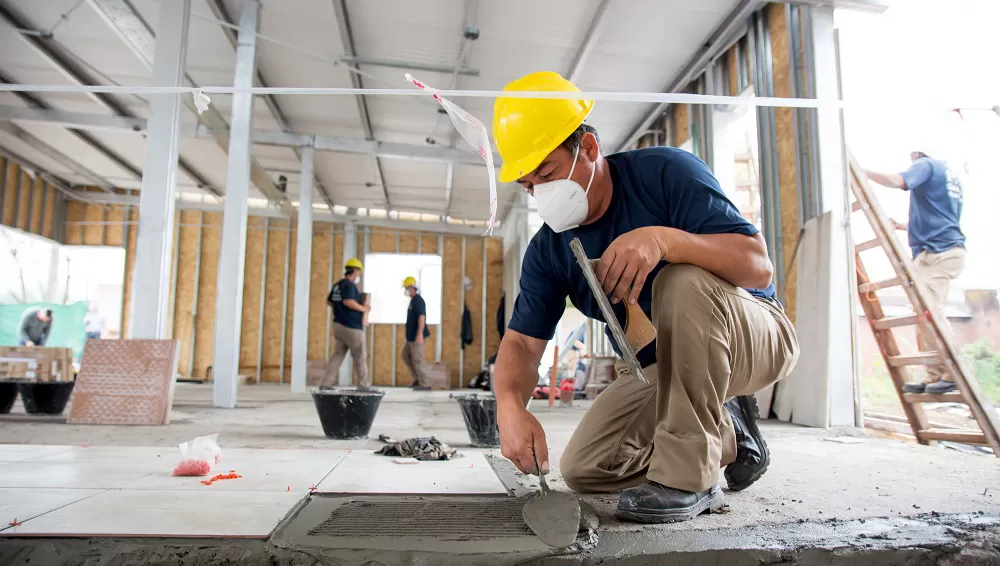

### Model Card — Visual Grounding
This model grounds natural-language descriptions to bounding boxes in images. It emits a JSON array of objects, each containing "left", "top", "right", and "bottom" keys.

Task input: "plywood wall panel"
[
  {"left": 121, "top": 206, "right": 138, "bottom": 338},
  {"left": 104, "top": 205, "right": 124, "bottom": 246},
  {"left": 330, "top": 228, "right": 343, "bottom": 356},
  {"left": 41, "top": 185, "right": 55, "bottom": 239},
  {"left": 441, "top": 236, "right": 463, "bottom": 387},
  {"left": 463, "top": 237, "right": 484, "bottom": 384},
  {"left": 399, "top": 230, "right": 418, "bottom": 253},
  {"left": 261, "top": 220, "right": 290, "bottom": 383},
  {"left": 728, "top": 45, "right": 740, "bottom": 95},
  {"left": 172, "top": 210, "right": 200, "bottom": 377},
  {"left": 308, "top": 226, "right": 331, "bottom": 361},
  {"left": 82, "top": 203, "right": 104, "bottom": 245},
  {"left": 15, "top": 172, "right": 30, "bottom": 229},
  {"left": 2, "top": 162, "right": 16, "bottom": 227},
  {"left": 486, "top": 238, "right": 503, "bottom": 360},
  {"left": 192, "top": 212, "right": 222, "bottom": 379},
  {"left": 769, "top": 2, "right": 800, "bottom": 323},
  {"left": 281, "top": 221, "right": 298, "bottom": 379},
  {"left": 367, "top": 229, "right": 397, "bottom": 385},
  {"left": 64, "top": 200, "right": 85, "bottom": 245},
  {"left": 239, "top": 216, "right": 266, "bottom": 376},
  {"left": 29, "top": 178, "right": 44, "bottom": 235},
  {"left": 674, "top": 104, "right": 691, "bottom": 146}
]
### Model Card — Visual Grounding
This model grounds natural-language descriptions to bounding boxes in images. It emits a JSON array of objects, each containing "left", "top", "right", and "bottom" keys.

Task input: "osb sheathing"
[
  {"left": 419, "top": 233, "right": 439, "bottom": 364},
  {"left": 261, "top": 220, "right": 291, "bottom": 383},
  {"left": 65, "top": 200, "right": 85, "bottom": 245},
  {"left": 769, "top": 2, "right": 800, "bottom": 323},
  {"left": 728, "top": 45, "right": 740, "bottom": 96},
  {"left": 463, "top": 237, "right": 484, "bottom": 383},
  {"left": 238, "top": 216, "right": 266, "bottom": 376},
  {"left": 673, "top": 104, "right": 691, "bottom": 146},
  {"left": 281, "top": 221, "right": 299, "bottom": 382},
  {"left": 368, "top": 229, "right": 396, "bottom": 387},
  {"left": 15, "top": 172, "right": 30, "bottom": 229},
  {"left": 1, "top": 161, "right": 16, "bottom": 227},
  {"left": 192, "top": 212, "right": 222, "bottom": 379},
  {"left": 120, "top": 206, "right": 138, "bottom": 338},
  {"left": 29, "top": 177, "right": 44, "bottom": 235},
  {"left": 173, "top": 210, "right": 200, "bottom": 377},
  {"left": 485, "top": 238, "right": 503, "bottom": 361},
  {"left": 330, "top": 228, "right": 344, "bottom": 357},
  {"left": 308, "top": 226, "right": 331, "bottom": 362},
  {"left": 103, "top": 205, "right": 125, "bottom": 246},
  {"left": 441, "top": 236, "right": 463, "bottom": 387},
  {"left": 82, "top": 201, "right": 104, "bottom": 245}
]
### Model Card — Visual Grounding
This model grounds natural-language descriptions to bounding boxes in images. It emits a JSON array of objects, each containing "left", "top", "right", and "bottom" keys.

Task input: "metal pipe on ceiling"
[{"left": 339, "top": 55, "right": 479, "bottom": 77}]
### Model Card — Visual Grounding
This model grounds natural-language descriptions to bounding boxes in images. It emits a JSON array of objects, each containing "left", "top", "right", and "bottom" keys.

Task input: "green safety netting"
[{"left": 0, "top": 302, "right": 88, "bottom": 360}]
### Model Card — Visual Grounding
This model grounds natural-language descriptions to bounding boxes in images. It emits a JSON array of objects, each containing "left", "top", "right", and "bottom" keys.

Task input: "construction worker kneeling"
[
  {"left": 491, "top": 71, "right": 800, "bottom": 523},
  {"left": 401, "top": 277, "right": 432, "bottom": 391}
]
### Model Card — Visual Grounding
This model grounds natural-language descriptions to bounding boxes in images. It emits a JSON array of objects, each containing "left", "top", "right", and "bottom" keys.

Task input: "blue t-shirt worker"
[
  {"left": 865, "top": 147, "right": 965, "bottom": 395},
  {"left": 492, "top": 72, "right": 799, "bottom": 524},
  {"left": 322, "top": 258, "right": 372, "bottom": 389},
  {"left": 402, "top": 276, "right": 432, "bottom": 390}
]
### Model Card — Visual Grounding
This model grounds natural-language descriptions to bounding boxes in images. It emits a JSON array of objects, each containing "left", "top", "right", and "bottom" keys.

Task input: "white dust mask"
[{"left": 532, "top": 145, "right": 597, "bottom": 233}]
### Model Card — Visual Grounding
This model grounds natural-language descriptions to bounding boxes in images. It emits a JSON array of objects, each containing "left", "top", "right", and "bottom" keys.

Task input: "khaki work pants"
[
  {"left": 402, "top": 341, "right": 429, "bottom": 387},
  {"left": 560, "top": 264, "right": 799, "bottom": 494},
  {"left": 322, "top": 323, "right": 369, "bottom": 388},
  {"left": 914, "top": 247, "right": 966, "bottom": 383}
]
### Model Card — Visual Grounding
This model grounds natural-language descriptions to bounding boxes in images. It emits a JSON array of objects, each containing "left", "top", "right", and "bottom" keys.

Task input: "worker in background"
[
  {"left": 865, "top": 146, "right": 965, "bottom": 394},
  {"left": 83, "top": 303, "right": 105, "bottom": 340},
  {"left": 19, "top": 308, "right": 53, "bottom": 347},
  {"left": 491, "top": 72, "right": 799, "bottom": 524},
  {"left": 321, "top": 258, "right": 371, "bottom": 389},
  {"left": 402, "top": 276, "right": 432, "bottom": 391}
]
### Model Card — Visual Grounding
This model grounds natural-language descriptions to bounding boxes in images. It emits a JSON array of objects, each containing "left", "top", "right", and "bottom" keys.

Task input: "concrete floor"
[{"left": 1, "top": 384, "right": 999, "bottom": 564}]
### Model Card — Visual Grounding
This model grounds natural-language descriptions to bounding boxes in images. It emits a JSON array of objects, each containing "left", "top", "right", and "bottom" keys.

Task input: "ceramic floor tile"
[
  {"left": 315, "top": 451, "right": 507, "bottom": 494},
  {"left": 26, "top": 446, "right": 176, "bottom": 466},
  {"left": 0, "top": 488, "right": 104, "bottom": 531},
  {"left": 0, "top": 460, "right": 171, "bottom": 489},
  {"left": 0, "top": 445, "right": 75, "bottom": 462},
  {"left": 123, "top": 449, "right": 347, "bottom": 492},
  {"left": 4, "top": 489, "right": 304, "bottom": 537}
]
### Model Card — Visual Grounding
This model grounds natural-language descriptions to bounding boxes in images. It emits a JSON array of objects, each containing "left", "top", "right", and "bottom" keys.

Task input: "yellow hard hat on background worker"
[
  {"left": 493, "top": 71, "right": 595, "bottom": 183},
  {"left": 402, "top": 276, "right": 417, "bottom": 288},
  {"left": 345, "top": 258, "right": 363, "bottom": 272}
]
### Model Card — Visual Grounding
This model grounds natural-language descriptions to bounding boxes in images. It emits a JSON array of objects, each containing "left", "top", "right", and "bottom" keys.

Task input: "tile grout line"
[{"left": 0, "top": 487, "right": 112, "bottom": 533}]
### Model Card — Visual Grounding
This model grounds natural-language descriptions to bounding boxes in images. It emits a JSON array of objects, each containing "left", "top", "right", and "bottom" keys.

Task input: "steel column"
[
  {"left": 212, "top": 0, "right": 260, "bottom": 407},
  {"left": 256, "top": 218, "right": 269, "bottom": 384},
  {"left": 290, "top": 146, "right": 315, "bottom": 394},
  {"left": 130, "top": 0, "right": 189, "bottom": 339}
]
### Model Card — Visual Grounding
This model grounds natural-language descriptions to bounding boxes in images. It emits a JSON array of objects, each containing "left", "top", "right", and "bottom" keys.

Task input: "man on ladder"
[{"left": 865, "top": 144, "right": 966, "bottom": 394}]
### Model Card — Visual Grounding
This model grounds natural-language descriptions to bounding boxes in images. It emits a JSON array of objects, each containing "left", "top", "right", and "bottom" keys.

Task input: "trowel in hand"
[{"left": 522, "top": 454, "right": 581, "bottom": 548}]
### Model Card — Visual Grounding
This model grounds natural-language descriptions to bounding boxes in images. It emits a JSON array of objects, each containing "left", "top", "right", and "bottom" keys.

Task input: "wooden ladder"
[{"left": 848, "top": 154, "right": 1000, "bottom": 456}]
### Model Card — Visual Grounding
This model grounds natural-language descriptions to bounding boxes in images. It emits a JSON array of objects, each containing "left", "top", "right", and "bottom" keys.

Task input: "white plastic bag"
[
  {"left": 405, "top": 74, "right": 497, "bottom": 235},
  {"left": 172, "top": 433, "right": 222, "bottom": 476}
]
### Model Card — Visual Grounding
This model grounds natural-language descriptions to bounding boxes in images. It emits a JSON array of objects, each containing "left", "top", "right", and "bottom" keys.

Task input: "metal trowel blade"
[{"left": 522, "top": 490, "right": 581, "bottom": 548}]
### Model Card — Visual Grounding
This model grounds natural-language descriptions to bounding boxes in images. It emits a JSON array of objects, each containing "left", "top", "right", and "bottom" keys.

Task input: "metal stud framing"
[
  {"left": 326, "top": 224, "right": 334, "bottom": 361},
  {"left": 278, "top": 220, "right": 292, "bottom": 384},
  {"left": 256, "top": 217, "right": 269, "bottom": 384},
  {"left": 188, "top": 211, "right": 204, "bottom": 377},
  {"left": 459, "top": 236, "right": 467, "bottom": 387},
  {"left": 436, "top": 233, "right": 444, "bottom": 362}
]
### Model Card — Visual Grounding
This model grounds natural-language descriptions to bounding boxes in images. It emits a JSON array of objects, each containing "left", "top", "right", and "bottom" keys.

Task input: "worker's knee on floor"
[{"left": 558, "top": 450, "right": 589, "bottom": 492}]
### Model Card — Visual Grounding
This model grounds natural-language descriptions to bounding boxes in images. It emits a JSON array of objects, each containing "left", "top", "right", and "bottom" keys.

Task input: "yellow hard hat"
[
  {"left": 345, "top": 257, "right": 363, "bottom": 272},
  {"left": 402, "top": 276, "right": 417, "bottom": 288},
  {"left": 493, "top": 71, "right": 594, "bottom": 183}
]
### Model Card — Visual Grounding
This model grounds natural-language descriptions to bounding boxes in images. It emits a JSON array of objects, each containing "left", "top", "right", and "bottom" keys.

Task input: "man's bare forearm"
[
  {"left": 494, "top": 331, "right": 545, "bottom": 412},
  {"left": 866, "top": 170, "right": 906, "bottom": 189},
  {"left": 660, "top": 228, "right": 773, "bottom": 290}
]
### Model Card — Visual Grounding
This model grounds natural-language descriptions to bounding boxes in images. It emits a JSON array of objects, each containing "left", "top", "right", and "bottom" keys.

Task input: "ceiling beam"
[
  {"left": 0, "top": 3, "right": 218, "bottom": 194},
  {"left": 0, "top": 145, "right": 87, "bottom": 202},
  {"left": 614, "top": 0, "right": 763, "bottom": 153},
  {"left": 566, "top": 0, "right": 614, "bottom": 84},
  {"left": 0, "top": 105, "right": 493, "bottom": 165},
  {"left": 0, "top": 122, "right": 113, "bottom": 190},
  {"left": 331, "top": 0, "right": 392, "bottom": 209},
  {"left": 339, "top": 55, "right": 479, "bottom": 77},
  {"left": 89, "top": 0, "right": 291, "bottom": 209},
  {"left": 205, "top": 0, "right": 335, "bottom": 211}
]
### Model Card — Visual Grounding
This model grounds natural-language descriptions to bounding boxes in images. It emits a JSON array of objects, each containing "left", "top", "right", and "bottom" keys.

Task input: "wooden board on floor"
[{"left": 68, "top": 339, "right": 180, "bottom": 426}]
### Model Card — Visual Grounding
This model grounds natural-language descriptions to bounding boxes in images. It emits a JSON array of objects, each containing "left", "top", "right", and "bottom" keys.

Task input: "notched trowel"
[
  {"left": 522, "top": 454, "right": 581, "bottom": 548},
  {"left": 569, "top": 238, "right": 654, "bottom": 384}
]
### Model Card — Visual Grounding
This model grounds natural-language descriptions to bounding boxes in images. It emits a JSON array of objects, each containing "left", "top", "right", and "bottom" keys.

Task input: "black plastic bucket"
[
  {"left": 455, "top": 393, "right": 500, "bottom": 447},
  {"left": 18, "top": 381, "right": 75, "bottom": 415},
  {"left": 312, "top": 388, "right": 384, "bottom": 439},
  {"left": 0, "top": 381, "right": 18, "bottom": 414}
]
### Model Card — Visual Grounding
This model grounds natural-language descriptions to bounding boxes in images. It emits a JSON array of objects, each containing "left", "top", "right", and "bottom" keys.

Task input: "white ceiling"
[{"left": 0, "top": 0, "right": 742, "bottom": 222}]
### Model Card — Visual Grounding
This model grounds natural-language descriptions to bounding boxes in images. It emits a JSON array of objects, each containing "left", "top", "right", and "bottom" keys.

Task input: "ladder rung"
[
  {"left": 888, "top": 352, "right": 942, "bottom": 367},
  {"left": 873, "top": 315, "right": 920, "bottom": 330},
  {"left": 903, "top": 392, "right": 967, "bottom": 404},
  {"left": 918, "top": 429, "right": 987, "bottom": 445},
  {"left": 859, "top": 276, "right": 902, "bottom": 294},
  {"left": 855, "top": 238, "right": 881, "bottom": 252}
]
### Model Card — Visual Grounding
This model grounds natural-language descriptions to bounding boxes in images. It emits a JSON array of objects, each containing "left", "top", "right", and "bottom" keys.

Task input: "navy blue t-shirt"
[
  {"left": 900, "top": 157, "right": 965, "bottom": 258},
  {"left": 406, "top": 294, "right": 430, "bottom": 341},
  {"left": 328, "top": 278, "right": 363, "bottom": 330},
  {"left": 508, "top": 147, "right": 775, "bottom": 365}
]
